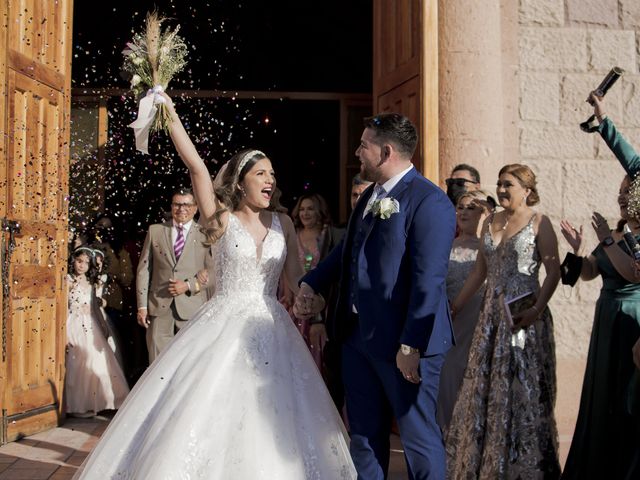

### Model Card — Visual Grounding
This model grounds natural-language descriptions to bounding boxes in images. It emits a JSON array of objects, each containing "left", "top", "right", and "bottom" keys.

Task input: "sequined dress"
[
  {"left": 74, "top": 213, "right": 356, "bottom": 479},
  {"left": 445, "top": 217, "right": 560, "bottom": 479},
  {"left": 437, "top": 241, "right": 483, "bottom": 430}
]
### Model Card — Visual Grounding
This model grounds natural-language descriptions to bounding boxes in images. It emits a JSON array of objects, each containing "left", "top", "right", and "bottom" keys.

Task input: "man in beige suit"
[{"left": 136, "top": 189, "right": 211, "bottom": 362}]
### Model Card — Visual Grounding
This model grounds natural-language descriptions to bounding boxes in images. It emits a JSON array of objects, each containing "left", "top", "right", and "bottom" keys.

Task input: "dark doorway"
[{"left": 71, "top": 1, "right": 372, "bottom": 232}]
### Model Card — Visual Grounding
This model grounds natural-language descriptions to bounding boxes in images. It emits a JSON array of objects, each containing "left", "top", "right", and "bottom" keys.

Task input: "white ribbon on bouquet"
[{"left": 129, "top": 85, "right": 166, "bottom": 154}]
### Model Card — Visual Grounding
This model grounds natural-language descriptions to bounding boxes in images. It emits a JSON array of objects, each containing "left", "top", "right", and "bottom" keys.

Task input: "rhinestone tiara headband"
[{"left": 237, "top": 150, "right": 265, "bottom": 176}]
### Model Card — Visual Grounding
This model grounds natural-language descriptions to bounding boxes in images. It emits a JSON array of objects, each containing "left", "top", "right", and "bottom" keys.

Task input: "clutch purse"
[
  {"left": 504, "top": 291, "right": 536, "bottom": 327},
  {"left": 560, "top": 252, "right": 582, "bottom": 287}
]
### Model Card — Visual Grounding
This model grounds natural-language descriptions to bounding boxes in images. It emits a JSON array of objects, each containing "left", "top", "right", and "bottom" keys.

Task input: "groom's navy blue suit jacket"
[{"left": 303, "top": 167, "right": 456, "bottom": 360}]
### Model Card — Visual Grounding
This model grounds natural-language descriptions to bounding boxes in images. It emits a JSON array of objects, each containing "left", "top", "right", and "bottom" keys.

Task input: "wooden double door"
[
  {"left": 0, "top": 0, "right": 73, "bottom": 442},
  {"left": 0, "top": 0, "right": 435, "bottom": 442}
]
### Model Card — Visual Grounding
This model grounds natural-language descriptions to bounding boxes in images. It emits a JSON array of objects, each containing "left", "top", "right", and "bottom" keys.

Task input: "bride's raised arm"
[{"left": 162, "top": 93, "right": 219, "bottom": 223}]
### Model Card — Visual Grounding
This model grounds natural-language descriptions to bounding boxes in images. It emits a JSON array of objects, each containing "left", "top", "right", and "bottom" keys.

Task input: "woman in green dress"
[{"left": 559, "top": 93, "right": 640, "bottom": 479}]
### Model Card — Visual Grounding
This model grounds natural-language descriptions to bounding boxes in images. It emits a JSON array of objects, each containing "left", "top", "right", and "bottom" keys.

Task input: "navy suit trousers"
[{"left": 342, "top": 321, "right": 446, "bottom": 480}]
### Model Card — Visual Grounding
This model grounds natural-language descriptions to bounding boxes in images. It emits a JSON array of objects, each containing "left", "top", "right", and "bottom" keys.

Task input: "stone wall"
[{"left": 518, "top": 0, "right": 640, "bottom": 359}]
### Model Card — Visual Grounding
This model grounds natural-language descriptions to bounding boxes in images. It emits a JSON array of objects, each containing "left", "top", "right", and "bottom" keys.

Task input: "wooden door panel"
[
  {"left": 377, "top": 77, "right": 420, "bottom": 124},
  {"left": 8, "top": 0, "right": 71, "bottom": 76},
  {"left": 374, "top": 0, "right": 420, "bottom": 96},
  {"left": 1, "top": 0, "right": 72, "bottom": 443},
  {"left": 373, "top": 0, "right": 438, "bottom": 180},
  {"left": 4, "top": 71, "right": 63, "bottom": 423},
  {"left": 8, "top": 72, "right": 63, "bottom": 221}
]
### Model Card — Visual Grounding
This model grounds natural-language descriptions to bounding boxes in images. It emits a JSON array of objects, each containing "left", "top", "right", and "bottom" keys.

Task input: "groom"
[{"left": 296, "top": 113, "right": 455, "bottom": 479}]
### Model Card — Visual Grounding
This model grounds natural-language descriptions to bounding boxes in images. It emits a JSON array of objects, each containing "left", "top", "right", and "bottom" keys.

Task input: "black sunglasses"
[{"left": 445, "top": 178, "right": 478, "bottom": 187}]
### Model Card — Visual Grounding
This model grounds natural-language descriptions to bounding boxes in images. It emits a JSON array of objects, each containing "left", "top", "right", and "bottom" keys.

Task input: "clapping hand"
[
  {"left": 560, "top": 220, "right": 583, "bottom": 253},
  {"left": 591, "top": 212, "right": 611, "bottom": 241}
]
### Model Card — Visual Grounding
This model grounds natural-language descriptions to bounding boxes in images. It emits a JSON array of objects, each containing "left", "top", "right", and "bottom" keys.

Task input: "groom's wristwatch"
[{"left": 400, "top": 344, "right": 420, "bottom": 355}]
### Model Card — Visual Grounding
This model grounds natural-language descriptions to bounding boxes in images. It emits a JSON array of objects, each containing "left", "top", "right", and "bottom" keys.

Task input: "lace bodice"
[
  {"left": 68, "top": 275, "right": 92, "bottom": 315},
  {"left": 446, "top": 243, "right": 479, "bottom": 300},
  {"left": 211, "top": 212, "right": 286, "bottom": 298}
]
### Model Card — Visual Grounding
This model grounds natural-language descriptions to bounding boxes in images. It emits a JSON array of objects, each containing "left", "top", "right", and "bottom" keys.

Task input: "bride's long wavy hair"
[{"left": 205, "top": 148, "right": 285, "bottom": 244}]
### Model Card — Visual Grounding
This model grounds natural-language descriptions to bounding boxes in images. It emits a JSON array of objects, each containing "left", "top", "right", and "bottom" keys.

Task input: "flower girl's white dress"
[{"left": 75, "top": 213, "right": 356, "bottom": 479}]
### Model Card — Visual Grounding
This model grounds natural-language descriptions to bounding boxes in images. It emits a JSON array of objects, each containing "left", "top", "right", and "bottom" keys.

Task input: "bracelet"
[
  {"left": 193, "top": 278, "right": 201, "bottom": 294},
  {"left": 531, "top": 304, "right": 541, "bottom": 315}
]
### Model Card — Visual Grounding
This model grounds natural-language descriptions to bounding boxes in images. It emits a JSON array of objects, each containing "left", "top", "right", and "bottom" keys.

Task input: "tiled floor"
[
  {"left": 0, "top": 416, "right": 408, "bottom": 479},
  {"left": 0, "top": 416, "right": 108, "bottom": 480},
  {"left": 0, "top": 375, "right": 577, "bottom": 480}
]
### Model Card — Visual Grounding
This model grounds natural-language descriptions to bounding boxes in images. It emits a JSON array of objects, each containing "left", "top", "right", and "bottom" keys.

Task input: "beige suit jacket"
[{"left": 136, "top": 221, "right": 210, "bottom": 320}]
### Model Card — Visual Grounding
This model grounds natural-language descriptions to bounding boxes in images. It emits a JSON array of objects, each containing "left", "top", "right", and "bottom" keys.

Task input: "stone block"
[
  {"left": 567, "top": 0, "right": 619, "bottom": 27},
  {"left": 561, "top": 160, "right": 624, "bottom": 221},
  {"left": 520, "top": 73, "right": 560, "bottom": 123},
  {"left": 621, "top": 0, "right": 640, "bottom": 30},
  {"left": 551, "top": 295, "right": 595, "bottom": 357},
  {"left": 520, "top": 125, "right": 593, "bottom": 159},
  {"left": 560, "top": 73, "right": 624, "bottom": 125},
  {"left": 588, "top": 30, "right": 637, "bottom": 74},
  {"left": 520, "top": 27, "right": 588, "bottom": 72},
  {"left": 576, "top": 270, "right": 605, "bottom": 305},
  {"left": 623, "top": 76, "right": 640, "bottom": 127},
  {"left": 519, "top": 0, "right": 564, "bottom": 27}
]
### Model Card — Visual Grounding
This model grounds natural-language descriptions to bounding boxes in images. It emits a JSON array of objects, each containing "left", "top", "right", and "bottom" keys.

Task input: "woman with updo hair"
[{"left": 446, "top": 163, "right": 562, "bottom": 478}]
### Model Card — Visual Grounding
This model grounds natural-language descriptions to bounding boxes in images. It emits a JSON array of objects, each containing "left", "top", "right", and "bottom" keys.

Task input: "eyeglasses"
[
  {"left": 171, "top": 202, "right": 196, "bottom": 209},
  {"left": 445, "top": 178, "right": 479, "bottom": 187}
]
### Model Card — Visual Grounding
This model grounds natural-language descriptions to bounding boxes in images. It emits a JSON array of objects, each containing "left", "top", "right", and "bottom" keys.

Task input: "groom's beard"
[{"left": 360, "top": 163, "right": 381, "bottom": 183}]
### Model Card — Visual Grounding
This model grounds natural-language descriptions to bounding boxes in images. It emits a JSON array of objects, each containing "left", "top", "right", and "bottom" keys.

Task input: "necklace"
[{"left": 501, "top": 212, "right": 513, "bottom": 231}]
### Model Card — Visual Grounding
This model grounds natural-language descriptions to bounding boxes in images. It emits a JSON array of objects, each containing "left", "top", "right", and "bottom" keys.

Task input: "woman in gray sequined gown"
[
  {"left": 437, "top": 190, "right": 493, "bottom": 430},
  {"left": 448, "top": 164, "right": 561, "bottom": 479}
]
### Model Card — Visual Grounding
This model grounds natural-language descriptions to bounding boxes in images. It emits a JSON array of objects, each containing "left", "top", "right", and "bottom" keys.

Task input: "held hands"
[
  {"left": 293, "top": 283, "right": 325, "bottom": 319},
  {"left": 168, "top": 278, "right": 189, "bottom": 297},
  {"left": 396, "top": 349, "right": 421, "bottom": 384},
  {"left": 560, "top": 220, "right": 584, "bottom": 254},
  {"left": 591, "top": 212, "right": 611, "bottom": 241}
]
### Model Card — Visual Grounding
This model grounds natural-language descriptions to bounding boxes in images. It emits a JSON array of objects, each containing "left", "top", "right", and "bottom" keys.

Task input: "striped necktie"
[
  {"left": 174, "top": 224, "right": 185, "bottom": 260},
  {"left": 363, "top": 184, "right": 386, "bottom": 218}
]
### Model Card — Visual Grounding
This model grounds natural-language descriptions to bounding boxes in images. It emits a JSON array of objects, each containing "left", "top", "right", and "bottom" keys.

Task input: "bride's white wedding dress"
[{"left": 75, "top": 213, "right": 356, "bottom": 479}]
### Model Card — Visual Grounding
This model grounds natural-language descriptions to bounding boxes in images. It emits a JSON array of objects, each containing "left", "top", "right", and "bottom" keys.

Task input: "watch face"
[
  {"left": 401, "top": 345, "right": 416, "bottom": 355},
  {"left": 603, "top": 236, "right": 615, "bottom": 246}
]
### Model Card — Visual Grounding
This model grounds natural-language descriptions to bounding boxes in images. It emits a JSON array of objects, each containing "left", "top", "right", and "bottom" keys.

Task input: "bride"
[{"left": 74, "top": 94, "right": 356, "bottom": 479}]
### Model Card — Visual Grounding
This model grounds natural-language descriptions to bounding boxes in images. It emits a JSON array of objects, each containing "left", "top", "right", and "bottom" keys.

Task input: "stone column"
[{"left": 438, "top": 0, "right": 518, "bottom": 189}]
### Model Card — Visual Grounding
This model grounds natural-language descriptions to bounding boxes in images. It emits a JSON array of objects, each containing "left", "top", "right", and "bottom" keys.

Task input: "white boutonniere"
[{"left": 372, "top": 197, "right": 400, "bottom": 219}]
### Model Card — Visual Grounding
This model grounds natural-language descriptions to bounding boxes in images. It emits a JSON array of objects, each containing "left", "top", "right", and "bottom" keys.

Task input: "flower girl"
[{"left": 65, "top": 247, "right": 129, "bottom": 417}]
